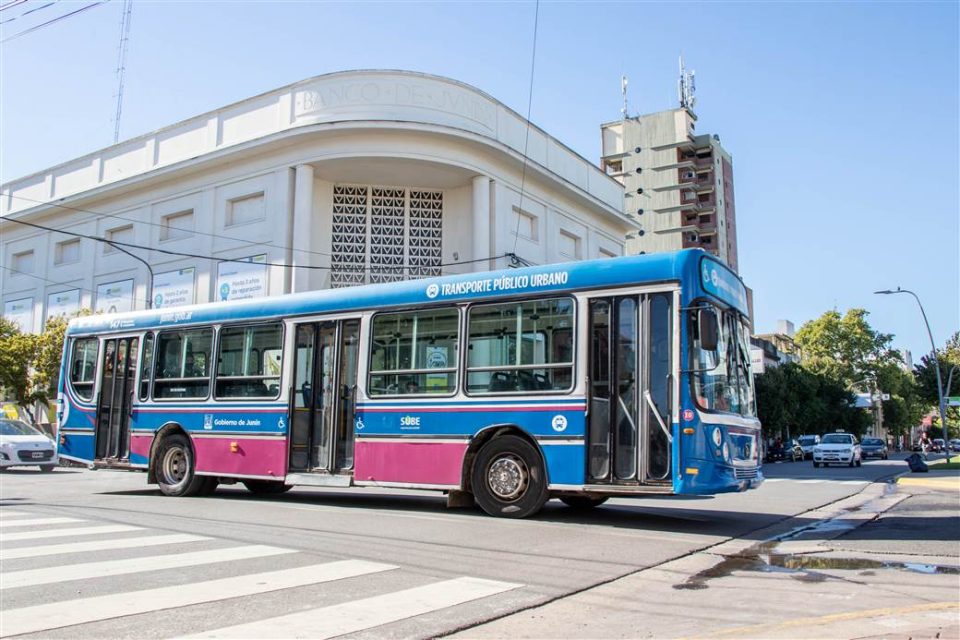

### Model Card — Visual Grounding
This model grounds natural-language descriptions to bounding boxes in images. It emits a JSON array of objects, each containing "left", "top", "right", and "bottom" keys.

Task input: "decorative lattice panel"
[
  {"left": 370, "top": 187, "right": 406, "bottom": 284},
  {"left": 409, "top": 190, "right": 443, "bottom": 278},
  {"left": 331, "top": 185, "right": 368, "bottom": 288}
]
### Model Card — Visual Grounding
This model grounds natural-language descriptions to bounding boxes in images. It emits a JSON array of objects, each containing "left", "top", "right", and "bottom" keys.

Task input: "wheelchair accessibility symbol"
[{"left": 355, "top": 417, "right": 365, "bottom": 431}]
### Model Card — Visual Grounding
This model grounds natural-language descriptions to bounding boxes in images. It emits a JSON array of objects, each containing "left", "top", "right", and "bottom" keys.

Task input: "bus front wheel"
[
  {"left": 153, "top": 433, "right": 212, "bottom": 497},
  {"left": 472, "top": 435, "right": 548, "bottom": 519}
]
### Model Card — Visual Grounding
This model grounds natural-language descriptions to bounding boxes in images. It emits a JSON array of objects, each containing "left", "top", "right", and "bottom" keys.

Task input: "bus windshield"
[{"left": 690, "top": 304, "right": 756, "bottom": 417}]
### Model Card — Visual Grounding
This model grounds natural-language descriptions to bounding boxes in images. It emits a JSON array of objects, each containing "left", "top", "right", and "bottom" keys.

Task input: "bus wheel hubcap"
[
  {"left": 488, "top": 455, "right": 527, "bottom": 500},
  {"left": 162, "top": 448, "right": 187, "bottom": 485}
]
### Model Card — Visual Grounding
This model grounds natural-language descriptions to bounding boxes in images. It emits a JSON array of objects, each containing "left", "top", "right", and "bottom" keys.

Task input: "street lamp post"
[
  {"left": 106, "top": 241, "right": 154, "bottom": 309},
  {"left": 874, "top": 287, "right": 951, "bottom": 462}
]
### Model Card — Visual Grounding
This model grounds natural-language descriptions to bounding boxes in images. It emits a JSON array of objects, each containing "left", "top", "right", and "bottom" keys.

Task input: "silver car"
[{"left": 0, "top": 419, "right": 59, "bottom": 472}]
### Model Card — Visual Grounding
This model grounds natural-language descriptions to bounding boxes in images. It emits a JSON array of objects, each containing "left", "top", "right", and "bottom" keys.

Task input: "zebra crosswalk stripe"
[
  {"left": 2, "top": 544, "right": 296, "bottom": 589},
  {"left": 180, "top": 576, "right": 523, "bottom": 639},
  {"left": 0, "top": 517, "right": 83, "bottom": 529},
  {"left": 0, "top": 524, "right": 142, "bottom": 542},
  {"left": 1, "top": 533, "right": 207, "bottom": 560},
  {"left": 0, "top": 560, "right": 397, "bottom": 637}
]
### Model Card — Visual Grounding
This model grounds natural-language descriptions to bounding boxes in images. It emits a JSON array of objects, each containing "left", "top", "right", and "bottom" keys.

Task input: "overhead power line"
[
  {"left": 1, "top": 214, "right": 515, "bottom": 276},
  {"left": 112, "top": 0, "right": 132, "bottom": 143},
  {"left": 7, "top": 193, "right": 337, "bottom": 260},
  {"left": 0, "top": 1, "right": 106, "bottom": 44},
  {"left": 0, "top": 0, "right": 30, "bottom": 12},
  {"left": 511, "top": 0, "right": 540, "bottom": 256},
  {"left": 1, "top": 264, "right": 152, "bottom": 306},
  {"left": 0, "top": 1, "right": 57, "bottom": 25}
]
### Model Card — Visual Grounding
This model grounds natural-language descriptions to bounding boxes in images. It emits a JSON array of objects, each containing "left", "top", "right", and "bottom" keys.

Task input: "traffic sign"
[{"left": 948, "top": 396, "right": 960, "bottom": 407}]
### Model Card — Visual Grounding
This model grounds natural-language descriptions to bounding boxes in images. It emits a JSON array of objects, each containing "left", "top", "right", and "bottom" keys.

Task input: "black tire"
[
  {"left": 39, "top": 464, "right": 56, "bottom": 473},
  {"left": 472, "top": 435, "right": 548, "bottom": 519},
  {"left": 560, "top": 495, "right": 609, "bottom": 509},
  {"left": 242, "top": 480, "right": 292, "bottom": 495},
  {"left": 153, "top": 433, "right": 208, "bottom": 497},
  {"left": 813, "top": 462, "right": 820, "bottom": 468}
]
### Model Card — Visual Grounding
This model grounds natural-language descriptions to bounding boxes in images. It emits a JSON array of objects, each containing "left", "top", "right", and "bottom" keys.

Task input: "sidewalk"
[{"left": 454, "top": 470, "right": 960, "bottom": 640}]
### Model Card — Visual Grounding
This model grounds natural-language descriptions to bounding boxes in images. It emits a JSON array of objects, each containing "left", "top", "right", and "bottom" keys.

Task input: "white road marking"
[
  {"left": 1, "top": 533, "right": 206, "bottom": 560},
  {"left": 181, "top": 576, "right": 523, "bottom": 639},
  {"left": 0, "top": 517, "right": 83, "bottom": 529},
  {"left": 0, "top": 510, "right": 30, "bottom": 517},
  {"left": 2, "top": 544, "right": 296, "bottom": 589},
  {"left": 0, "top": 560, "right": 397, "bottom": 637},
  {"left": 1, "top": 524, "right": 143, "bottom": 543}
]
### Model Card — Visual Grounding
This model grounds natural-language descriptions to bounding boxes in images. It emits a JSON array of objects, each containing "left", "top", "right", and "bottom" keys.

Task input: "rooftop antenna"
[
  {"left": 678, "top": 54, "right": 696, "bottom": 110},
  {"left": 112, "top": 0, "right": 133, "bottom": 144},
  {"left": 620, "top": 75, "right": 630, "bottom": 119}
]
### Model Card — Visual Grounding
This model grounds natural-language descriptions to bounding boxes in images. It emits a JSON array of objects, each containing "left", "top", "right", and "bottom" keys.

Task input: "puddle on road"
[
  {"left": 673, "top": 550, "right": 959, "bottom": 590},
  {"left": 674, "top": 483, "right": 958, "bottom": 590}
]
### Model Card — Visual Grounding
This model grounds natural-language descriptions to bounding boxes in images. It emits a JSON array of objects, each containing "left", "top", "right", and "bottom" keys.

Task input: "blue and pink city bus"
[{"left": 57, "top": 249, "right": 761, "bottom": 518}]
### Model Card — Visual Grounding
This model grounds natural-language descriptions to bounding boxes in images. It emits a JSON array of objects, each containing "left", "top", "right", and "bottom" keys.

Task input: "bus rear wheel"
[
  {"left": 243, "top": 480, "right": 292, "bottom": 495},
  {"left": 153, "top": 433, "right": 210, "bottom": 497},
  {"left": 559, "top": 495, "right": 608, "bottom": 509},
  {"left": 472, "top": 435, "right": 548, "bottom": 519}
]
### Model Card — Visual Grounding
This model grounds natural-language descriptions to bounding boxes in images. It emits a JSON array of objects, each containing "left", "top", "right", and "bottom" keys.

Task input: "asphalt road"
[{"left": 0, "top": 455, "right": 918, "bottom": 639}]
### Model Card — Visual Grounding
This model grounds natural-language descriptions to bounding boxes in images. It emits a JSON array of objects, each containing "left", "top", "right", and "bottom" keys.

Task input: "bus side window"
[{"left": 139, "top": 333, "right": 154, "bottom": 401}]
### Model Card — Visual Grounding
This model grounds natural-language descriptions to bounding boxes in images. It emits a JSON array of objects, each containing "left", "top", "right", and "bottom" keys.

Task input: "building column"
[
  {"left": 471, "top": 175, "right": 491, "bottom": 271},
  {"left": 292, "top": 164, "right": 314, "bottom": 293}
]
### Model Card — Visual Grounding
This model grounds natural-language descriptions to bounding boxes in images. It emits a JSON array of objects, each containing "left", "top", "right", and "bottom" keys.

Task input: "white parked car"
[
  {"left": 813, "top": 432, "right": 861, "bottom": 468},
  {"left": 0, "top": 419, "right": 58, "bottom": 472}
]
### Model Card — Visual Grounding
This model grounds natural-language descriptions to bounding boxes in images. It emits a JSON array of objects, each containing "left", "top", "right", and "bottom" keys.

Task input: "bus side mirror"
[{"left": 698, "top": 308, "right": 719, "bottom": 352}]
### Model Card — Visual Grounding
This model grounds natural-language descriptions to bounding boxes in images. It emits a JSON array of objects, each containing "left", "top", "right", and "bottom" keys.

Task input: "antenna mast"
[
  {"left": 678, "top": 54, "right": 696, "bottom": 110},
  {"left": 620, "top": 75, "right": 629, "bottom": 119},
  {"left": 113, "top": 0, "right": 133, "bottom": 144}
]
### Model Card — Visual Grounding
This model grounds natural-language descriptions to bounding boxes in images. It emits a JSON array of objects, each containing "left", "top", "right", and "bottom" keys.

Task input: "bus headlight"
[
  {"left": 722, "top": 443, "right": 730, "bottom": 461},
  {"left": 712, "top": 427, "right": 722, "bottom": 447}
]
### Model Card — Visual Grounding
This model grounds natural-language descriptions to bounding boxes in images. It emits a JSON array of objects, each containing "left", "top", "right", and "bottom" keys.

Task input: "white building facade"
[{"left": 2, "top": 71, "right": 632, "bottom": 331}]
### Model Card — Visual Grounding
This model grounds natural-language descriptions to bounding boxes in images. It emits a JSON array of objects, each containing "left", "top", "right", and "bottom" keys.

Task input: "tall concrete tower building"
[{"left": 599, "top": 66, "right": 740, "bottom": 271}]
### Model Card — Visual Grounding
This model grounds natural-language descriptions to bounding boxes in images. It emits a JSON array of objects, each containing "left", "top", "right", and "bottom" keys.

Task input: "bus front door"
[
  {"left": 587, "top": 293, "right": 673, "bottom": 484},
  {"left": 288, "top": 319, "right": 360, "bottom": 474},
  {"left": 94, "top": 336, "right": 138, "bottom": 461}
]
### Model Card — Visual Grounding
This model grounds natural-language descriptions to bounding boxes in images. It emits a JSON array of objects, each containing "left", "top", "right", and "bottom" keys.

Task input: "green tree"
[
  {"left": 0, "top": 317, "right": 36, "bottom": 405},
  {"left": 755, "top": 362, "right": 871, "bottom": 439},
  {"left": 913, "top": 331, "right": 960, "bottom": 437},
  {"left": 0, "top": 312, "right": 86, "bottom": 423},
  {"left": 795, "top": 308, "right": 901, "bottom": 387}
]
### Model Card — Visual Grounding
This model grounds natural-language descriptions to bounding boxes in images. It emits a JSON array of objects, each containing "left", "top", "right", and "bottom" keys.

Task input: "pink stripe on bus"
[{"left": 354, "top": 440, "right": 467, "bottom": 486}]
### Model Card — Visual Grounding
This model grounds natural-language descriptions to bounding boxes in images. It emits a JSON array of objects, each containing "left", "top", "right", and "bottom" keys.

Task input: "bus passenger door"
[
  {"left": 586, "top": 294, "right": 673, "bottom": 484},
  {"left": 288, "top": 319, "right": 360, "bottom": 474},
  {"left": 94, "top": 336, "right": 138, "bottom": 461}
]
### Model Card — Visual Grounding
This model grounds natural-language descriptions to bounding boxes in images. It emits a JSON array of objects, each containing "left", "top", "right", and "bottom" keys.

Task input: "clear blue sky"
[{"left": 2, "top": 1, "right": 957, "bottom": 363}]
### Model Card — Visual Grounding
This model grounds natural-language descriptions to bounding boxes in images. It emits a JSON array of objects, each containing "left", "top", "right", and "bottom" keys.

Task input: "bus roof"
[{"left": 67, "top": 249, "right": 746, "bottom": 335}]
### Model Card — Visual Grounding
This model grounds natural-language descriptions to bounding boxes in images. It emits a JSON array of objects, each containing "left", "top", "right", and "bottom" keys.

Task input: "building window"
[
  {"left": 512, "top": 207, "right": 538, "bottom": 241},
  {"left": 11, "top": 250, "right": 34, "bottom": 274},
  {"left": 558, "top": 230, "right": 581, "bottom": 260},
  {"left": 331, "top": 185, "right": 444, "bottom": 288},
  {"left": 467, "top": 297, "right": 575, "bottom": 394},
  {"left": 104, "top": 225, "right": 134, "bottom": 254},
  {"left": 368, "top": 308, "right": 459, "bottom": 395},
  {"left": 599, "top": 248, "right": 617, "bottom": 259},
  {"left": 54, "top": 239, "right": 80, "bottom": 265},
  {"left": 226, "top": 193, "right": 265, "bottom": 227},
  {"left": 160, "top": 210, "right": 194, "bottom": 242}
]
